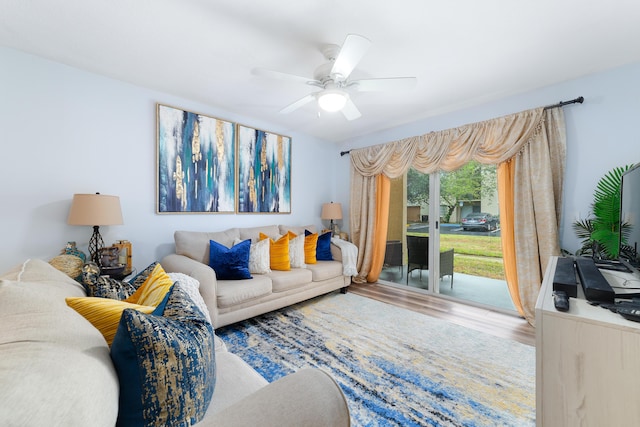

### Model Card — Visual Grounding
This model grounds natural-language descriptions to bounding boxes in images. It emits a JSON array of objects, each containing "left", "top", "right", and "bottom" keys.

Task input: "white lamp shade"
[
  {"left": 67, "top": 193, "right": 123, "bottom": 226},
  {"left": 317, "top": 90, "right": 348, "bottom": 112},
  {"left": 321, "top": 202, "right": 343, "bottom": 220}
]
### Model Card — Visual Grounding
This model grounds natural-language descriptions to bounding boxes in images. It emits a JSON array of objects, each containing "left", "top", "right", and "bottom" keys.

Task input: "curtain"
[{"left": 349, "top": 107, "right": 566, "bottom": 324}]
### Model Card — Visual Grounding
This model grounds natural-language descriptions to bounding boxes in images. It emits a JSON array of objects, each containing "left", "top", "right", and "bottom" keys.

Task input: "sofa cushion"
[
  {"left": 235, "top": 237, "right": 271, "bottom": 275},
  {"left": 216, "top": 275, "right": 272, "bottom": 308},
  {"left": 268, "top": 268, "right": 313, "bottom": 293},
  {"left": 0, "top": 279, "right": 119, "bottom": 426},
  {"left": 209, "top": 239, "right": 252, "bottom": 280},
  {"left": 127, "top": 261, "right": 159, "bottom": 288},
  {"left": 65, "top": 296, "right": 157, "bottom": 346},
  {"left": 168, "top": 272, "right": 213, "bottom": 324},
  {"left": 84, "top": 274, "right": 137, "bottom": 300},
  {"left": 125, "top": 263, "right": 175, "bottom": 306},
  {"left": 175, "top": 229, "right": 240, "bottom": 264},
  {"left": 279, "top": 224, "right": 317, "bottom": 236},
  {"left": 240, "top": 224, "right": 280, "bottom": 242},
  {"left": 315, "top": 231, "right": 334, "bottom": 261},
  {"left": 0, "top": 258, "right": 86, "bottom": 297},
  {"left": 110, "top": 284, "right": 216, "bottom": 427},
  {"left": 305, "top": 260, "right": 345, "bottom": 282},
  {"left": 260, "top": 232, "right": 291, "bottom": 271},
  {"left": 287, "top": 231, "right": 306, "bottom": 268},
  {"left": 304, "top": 231, "right": 319, "bottom": 264},
  {"left": 207, "top": 351, "right": 268, "bottom": 415}
]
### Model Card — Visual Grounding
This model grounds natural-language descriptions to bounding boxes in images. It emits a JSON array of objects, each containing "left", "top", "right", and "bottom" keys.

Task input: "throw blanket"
[{"left": 331, "top": 237, "right": 358, "bottom": 276}]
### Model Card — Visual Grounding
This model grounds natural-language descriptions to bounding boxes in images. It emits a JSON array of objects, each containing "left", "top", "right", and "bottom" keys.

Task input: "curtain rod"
[
  {"left": 543, "top": 96, "right": 584, "bottom": 110},
  {"left": 340, "top": 95, "right": 584, "bottom": 156}
]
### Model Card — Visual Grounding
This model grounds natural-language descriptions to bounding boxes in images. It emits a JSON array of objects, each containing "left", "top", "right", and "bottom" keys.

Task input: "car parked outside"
[{"left": 461, "top": 212, "right": 498, "bottom": 231}]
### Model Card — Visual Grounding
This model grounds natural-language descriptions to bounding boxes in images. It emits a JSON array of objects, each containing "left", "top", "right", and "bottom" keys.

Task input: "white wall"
[
  {"left": 0, "top": 48, "right": 338, "bottom": 273},
  {"left": 337, "top": 61, "right": 640, "bottom": 255}
]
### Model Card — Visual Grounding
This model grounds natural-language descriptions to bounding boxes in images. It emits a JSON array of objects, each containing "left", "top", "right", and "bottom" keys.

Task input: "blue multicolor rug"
[{"left": 216, "top": 292, "right": 535, "bottom": 426}]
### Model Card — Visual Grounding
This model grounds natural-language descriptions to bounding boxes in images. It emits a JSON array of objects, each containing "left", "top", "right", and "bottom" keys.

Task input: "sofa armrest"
[
  {"left": 161, "top": 254, "right": 219, "bottom": 326},
  {"left": 206, "top": 368, "right": 350, "bottom": 427},
  {"left": 330, "top": 243, "right": 343, "bottom": 262}
]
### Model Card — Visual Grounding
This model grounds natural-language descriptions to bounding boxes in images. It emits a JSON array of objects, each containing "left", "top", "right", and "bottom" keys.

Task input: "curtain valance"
[{"left": 350, "top": 107, "right": 545, "bottom": 177}]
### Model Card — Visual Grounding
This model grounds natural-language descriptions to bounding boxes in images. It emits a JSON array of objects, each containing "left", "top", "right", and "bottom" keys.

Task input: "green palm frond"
[{"left": 578, "top": 164, "right": 635, "bottom": 259}]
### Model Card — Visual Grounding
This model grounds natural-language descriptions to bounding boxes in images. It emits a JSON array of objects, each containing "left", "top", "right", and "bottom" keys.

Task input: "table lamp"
[
  {"left": 67, "top": 193, "right": 123, "bottom": 265},
  {"left": 321, "top": 202, "right": 343, "bottom": 236}
]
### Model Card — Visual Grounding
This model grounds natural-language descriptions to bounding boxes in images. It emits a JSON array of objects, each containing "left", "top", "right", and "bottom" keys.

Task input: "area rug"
[{"left": 216, "top": 292, "right": 535, "bottom": 427}]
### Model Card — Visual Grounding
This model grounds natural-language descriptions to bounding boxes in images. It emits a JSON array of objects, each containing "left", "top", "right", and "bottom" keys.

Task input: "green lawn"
[{"left": 406, "top": 232, "right": 505, "bottom": 280}]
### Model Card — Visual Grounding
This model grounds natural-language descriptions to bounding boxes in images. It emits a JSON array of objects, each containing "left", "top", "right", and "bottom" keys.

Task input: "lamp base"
[{"left": 88, "top": 225, "right": 104, "bottom": 265}]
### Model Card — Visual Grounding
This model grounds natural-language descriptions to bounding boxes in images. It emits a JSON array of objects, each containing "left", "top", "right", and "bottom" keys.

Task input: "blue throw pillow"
[
  {"left": 110, "top": 284, "right": 216, "bottom": 427},
  {"left": 209, "top": 239, "right": 252, "bottom": 280},
  {"left": 310, "top": 230, "right": 333, "bottom": 261}
]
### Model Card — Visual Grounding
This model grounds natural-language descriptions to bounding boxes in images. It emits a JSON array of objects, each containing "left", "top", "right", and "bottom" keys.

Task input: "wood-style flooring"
[{"left": 349, "top": 282, "right": 535, "bottom": 346}]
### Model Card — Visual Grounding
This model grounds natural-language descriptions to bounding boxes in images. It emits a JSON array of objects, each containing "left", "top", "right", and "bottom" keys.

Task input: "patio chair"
[
  {"left": 406, "top": 235, "right": 455, "bottom": 288},
  {"left": 383, "top": 240, "right": 403, "bottom": 277}
]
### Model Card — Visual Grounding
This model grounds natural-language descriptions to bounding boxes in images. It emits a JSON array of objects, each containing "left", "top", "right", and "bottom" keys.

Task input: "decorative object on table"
[
  {"left": 67, "top": 193, "right": 124, "bottom": 266},
  {"left": 237, "top": 124, "right": 291, "bottom": 213},
  {"left": 157, "top": 104, "right": 236, "bottom": 213},
  {"left": 98, "top": 245, "right": 125, "bottom": 277},
  {"left": 321, "top": 202, "right": 343, "bottom": 236},
  {"left": 61, "top": 241, "right": 86, "bottom": 262},
  {"left": 113, "top": 240, "right": 132, "bottom": 270},
  {"left": 81, "top": 261, "right": 101, "bottom": 286},
  {"left": 49, "top": 254, "right": 84, "bottom": 279}
]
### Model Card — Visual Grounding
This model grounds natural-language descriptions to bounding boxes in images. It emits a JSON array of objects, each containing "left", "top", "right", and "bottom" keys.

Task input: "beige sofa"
[
  {"left": 161, "top": 224, "right": 352, "bottom": 328},
  {"left": 0, "top": 259, "right": 350, "bottom": 426}
]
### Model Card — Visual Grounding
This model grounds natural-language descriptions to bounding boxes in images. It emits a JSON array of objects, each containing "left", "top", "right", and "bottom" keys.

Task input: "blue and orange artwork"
[
  {"left": 157, "top": 104, "right": 235, "bottom": 213},
  {"left": 237, "top": 125, "right": 291, "bottom": 213}
]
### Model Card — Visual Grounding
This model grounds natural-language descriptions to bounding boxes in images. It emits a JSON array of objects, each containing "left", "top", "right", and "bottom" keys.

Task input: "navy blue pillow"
[
  {"left": 209, "top": 239, "right": 252, "bottom": 280},
  {"left": 110, "top": 284, "right": 215, "bottom": 426},
  {"left": 309, "top": 230, "right": 333, "bottom": 261}
]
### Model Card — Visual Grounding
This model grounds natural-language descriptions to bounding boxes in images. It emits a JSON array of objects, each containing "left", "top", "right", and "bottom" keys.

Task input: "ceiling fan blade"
[
  {"left": 341, "top": 98, "right": 362, "bottom": 121},
  {"left": 252, "top": 68, "right": 321, "bottom": 87},
  {"left": 279, "top": 94, "right": 316, "bottom": 114},
  {"left": 331, "top": 34, "right": 371, "bottom": 79},
  {"left": 351, "top": 77, "right": 417, "bottom": 92}
]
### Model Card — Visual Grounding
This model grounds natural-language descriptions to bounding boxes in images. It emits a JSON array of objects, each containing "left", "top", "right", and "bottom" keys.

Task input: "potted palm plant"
[{"left": 573, "top": 164, "right": 634, "bottom": 259}]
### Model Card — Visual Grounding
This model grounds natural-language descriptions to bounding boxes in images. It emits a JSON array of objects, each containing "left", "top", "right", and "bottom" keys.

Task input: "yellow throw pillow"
[
  {"left": 125, "top": 263, "right": 174, "bottom": 307},
  {"left": 65, "top": 297, "right": 155, "bottom": 346},
  {"left": 259, "top": 232, "right": 290, "bottom": 271},
  {"left": 304, "top": 232, "right": 319, "bottom": 264}
]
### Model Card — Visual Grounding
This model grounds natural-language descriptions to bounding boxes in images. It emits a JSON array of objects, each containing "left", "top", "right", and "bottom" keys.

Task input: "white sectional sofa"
[
  {"left": 161, "top": 224, "right": 353, "bottom": 328},
  {"left": 0, "top": 258, "right": 350, "bottom": 426}
]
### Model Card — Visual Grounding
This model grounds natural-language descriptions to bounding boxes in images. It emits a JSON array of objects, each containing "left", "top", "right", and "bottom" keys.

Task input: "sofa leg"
[{"left": 340, "top": 286, "right": 348, "bottom": 294}]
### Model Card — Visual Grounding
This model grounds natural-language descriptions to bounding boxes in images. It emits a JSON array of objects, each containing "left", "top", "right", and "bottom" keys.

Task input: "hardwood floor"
[{"left": 349, "top": 282, "right": 535, "bottom": 346}]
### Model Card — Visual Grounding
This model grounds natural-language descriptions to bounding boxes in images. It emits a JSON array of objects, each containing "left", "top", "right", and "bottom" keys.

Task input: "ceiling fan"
[{"left": 253, "top": 34, "right": 417, "bottom": 121}]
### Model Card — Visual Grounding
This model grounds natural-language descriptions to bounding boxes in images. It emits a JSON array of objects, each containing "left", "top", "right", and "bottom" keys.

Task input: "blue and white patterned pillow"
[{"left": 110, "top": 284, "right": 216, "bottom": 426}]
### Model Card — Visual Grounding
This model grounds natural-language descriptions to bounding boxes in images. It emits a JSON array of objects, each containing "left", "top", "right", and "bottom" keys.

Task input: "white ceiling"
[{"left": 2, "top": 0, "right": 640, "bottom": 143}]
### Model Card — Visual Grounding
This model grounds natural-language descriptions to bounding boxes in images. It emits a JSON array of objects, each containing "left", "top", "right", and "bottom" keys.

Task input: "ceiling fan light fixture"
[{"left": 317, "top": 89, "right": 348, "bottom": 112}]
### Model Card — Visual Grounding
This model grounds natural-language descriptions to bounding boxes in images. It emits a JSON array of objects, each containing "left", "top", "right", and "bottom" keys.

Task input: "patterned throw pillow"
[
  {"left": 110, "top": 285, "right": 216, "bottom": 427},
  {"left": 125, "top": 264, "right": 174, "bottom": 307},
  {"left": 128, "top": 261, "right": 159, "bottom": 289},
  {"left": 234, "top": 237, "right": 271, "bottom": 275},
  {"left": 287, "top": 231, "right": 306, "bottom": 268},
  {"left": 304, "top": 230, "right": 319, "bottom": 264},
  {"left": 259, "top": 232, "right": 291, "bottom": 271},
  {"left": 209, "top": 239, "right": 252, "bottom": 280},
  {"left": 83, "top": 275, "right": 137, "bottom": 300},
  {"left": 65, "top": 297, "right": 157, "bottom": 346}
]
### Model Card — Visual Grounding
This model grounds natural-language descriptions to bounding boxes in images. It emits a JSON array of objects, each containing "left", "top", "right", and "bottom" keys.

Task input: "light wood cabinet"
[{"left": 536, "top": 256, "right": 640, "bottom": 426}]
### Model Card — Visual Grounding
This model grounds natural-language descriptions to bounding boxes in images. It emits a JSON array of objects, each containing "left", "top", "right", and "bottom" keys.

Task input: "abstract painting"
[
  {"left": 237, "top": 125, "right": 291, "bottom": 213},
  {"left": 157, "top": 104, "right": 235, "bottom": 213}
]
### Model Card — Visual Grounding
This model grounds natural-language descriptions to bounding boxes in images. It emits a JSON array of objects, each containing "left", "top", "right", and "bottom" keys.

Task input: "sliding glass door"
[{"left": 381, "top": 162, "right": 515, "bottom": 312}]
